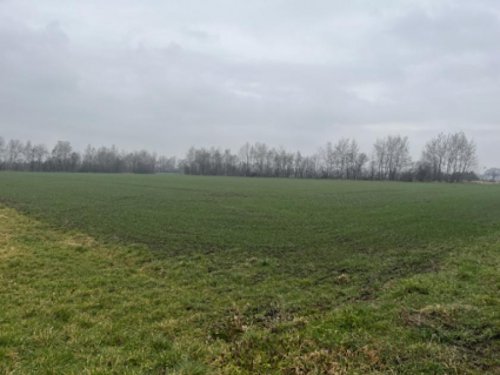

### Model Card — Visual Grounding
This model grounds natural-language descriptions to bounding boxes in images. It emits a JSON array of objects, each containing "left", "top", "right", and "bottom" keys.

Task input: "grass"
[{"left": 0, "top": 172, "right": 499, "bottom": 373}]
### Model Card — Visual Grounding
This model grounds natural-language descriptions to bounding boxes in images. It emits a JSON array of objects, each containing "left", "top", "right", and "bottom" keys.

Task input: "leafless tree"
[
  {"left": 421, "top": 133, "right": 448, "bottom": 181},
  {"left": 0, "top": 134, "right": 478, "bottom": 180},
  {"left": 421, "top": 132, "right": 477, "bottom": 182},
  {"left": 157, "top": 156, "right": 177, "bottom": 173},
  {"left": 50, "top": 141, "right": 73, "bottom": 171},
  {"left": 7, "top": 139, "right": 24, "bottom": 169},
  {"left": 373, "top": 135, "right": 411, "bottom": 180},
  {"left": 33, "top": 144, "right": 48, "bottom": 170},
  {"left": 238, "top": 142, "right": 252, "bottom": 176}
]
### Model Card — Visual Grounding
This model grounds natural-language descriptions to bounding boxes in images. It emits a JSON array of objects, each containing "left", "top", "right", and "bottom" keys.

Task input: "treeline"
[
  {"left": 0, "top": 137, "right": 177, "bottom": 174},
  {"left": 182, "top": 132, "right": 478, "bottom": 182},
  {"left": 0, "top": 132, "right": 479, "bottom": 181}
]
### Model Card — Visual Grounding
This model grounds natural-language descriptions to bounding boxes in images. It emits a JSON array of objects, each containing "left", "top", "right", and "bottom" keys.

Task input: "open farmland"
[{"left": 0, "top": 172, "right": 499, "bottom": 373}]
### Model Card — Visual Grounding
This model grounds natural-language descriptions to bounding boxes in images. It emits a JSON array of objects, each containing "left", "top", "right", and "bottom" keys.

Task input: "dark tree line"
[
  {"left": 0, "top": 132, "right": 481, "bottom": 181},
  {"left": 0, "top": 137, "right": 177, "bottom": 174},
  {"left": 181, "top": 132, "right": 479, "bottom": 182}
]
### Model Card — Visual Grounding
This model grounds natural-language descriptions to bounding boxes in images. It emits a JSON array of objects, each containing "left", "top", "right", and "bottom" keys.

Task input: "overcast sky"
[{"left": 1, "top": 0, "right": 499, "bottom": 167}]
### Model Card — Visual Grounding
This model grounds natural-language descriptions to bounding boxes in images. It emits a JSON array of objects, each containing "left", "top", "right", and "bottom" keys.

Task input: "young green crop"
[{"left": 0, "top": 173, "right": 499, "bottom": 373}]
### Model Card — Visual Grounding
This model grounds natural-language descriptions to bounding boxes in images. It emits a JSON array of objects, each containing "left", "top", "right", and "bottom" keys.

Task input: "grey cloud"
[{"left": 0, "top": 0, "right": 499, "bottom": 167}]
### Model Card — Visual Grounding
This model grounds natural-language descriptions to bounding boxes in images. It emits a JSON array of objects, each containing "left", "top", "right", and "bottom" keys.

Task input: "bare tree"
[
  {"left": 353, "top": 152, "right": 368, "bottom": 179},
  {"left": 0, "top": 133, "right": 478, "bottom": 180},
  {"left": 373, "top": 138, "right": 388, "bottom": 179},
  {"left": 157, "top": 156, "right": 177, "bottom": 173},
  {"left": 238, "top": 143, "right": 252, "bottom": 176},
  {"left": 294, "top": 151, "right": 303, "bottom": 178},
  {"left": 333, "top": 138, "right": 350, "bottom": 178},
  {"left": 448, "top": 132, "right": 476, "bottom": 181},
  {"left": 320, "top": 142, "right": 335, "bottom": 178},
  {"left": 253, "top": 143, "right": 268, "bottom": 176},
  {"left": 373, "top": 135, "right": 411, "bottom": 180},
  {"left": 50, "top": 141, "right": 73, "bottom": 171},
  {"left": 22, "top": 141, "right": 37, "bottom": 171},
  {"left": 33, "top": 144, "right": 48, "bottom": 170},
  {"left": 126, "top": 150, "right": 157, "bottom": 174},
  {"left": 421, "top": 132, "right": 477, "bottom": 182},
  {"left": 6, "top": 139, "right": 24, "bottom": 169},
  {"left": 81, "top": 145, "right": 97, "bottom": 172},
  {"left": 421, "top": 133, "right": 448, "bottom": 181}
]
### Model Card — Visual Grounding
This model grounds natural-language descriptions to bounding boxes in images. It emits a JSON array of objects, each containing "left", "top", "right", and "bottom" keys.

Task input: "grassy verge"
[{"left": 1, "top": 205, "right": 498, "bottom": 374}]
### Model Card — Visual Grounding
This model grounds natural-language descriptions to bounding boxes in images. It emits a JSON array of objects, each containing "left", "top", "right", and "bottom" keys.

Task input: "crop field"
[{"left": 0, "top": 172, "right": 499, "bottom": 374}]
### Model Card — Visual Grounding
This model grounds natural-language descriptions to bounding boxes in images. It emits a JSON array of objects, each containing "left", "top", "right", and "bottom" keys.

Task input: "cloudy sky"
[{"left": 0, "top": 0, "right": 499, "bottom": 167}]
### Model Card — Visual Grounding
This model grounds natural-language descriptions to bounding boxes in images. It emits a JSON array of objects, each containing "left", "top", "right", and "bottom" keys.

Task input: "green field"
[{"left": 0, "top": 172, "right": 499, "bottom": 374}]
